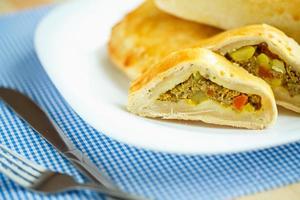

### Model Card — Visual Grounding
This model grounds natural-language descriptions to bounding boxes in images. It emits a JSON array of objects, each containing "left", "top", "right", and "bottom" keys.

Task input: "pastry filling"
[
  {"left": 158, "top": 72, "right": 262, "bottom": 111},
  {"left": 225, "top": 43, "right": 300, "bottom": 97}
]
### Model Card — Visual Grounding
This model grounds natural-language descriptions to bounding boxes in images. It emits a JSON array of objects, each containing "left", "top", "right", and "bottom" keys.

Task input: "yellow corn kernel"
[
  {"left": 243, "top": 103, "right": 255, "bottom": 112},
  {"left": 190, "top": 92, "right": 207, "bottom": 104},
  {"left": 271, "top": 78, "right": 282, "bottom": 87},
  {"left": 257, "top": 53, "right": 271, "bottom": 70},
  {"left": 186, "top": 99, "right": 197, "bottom": 106}
]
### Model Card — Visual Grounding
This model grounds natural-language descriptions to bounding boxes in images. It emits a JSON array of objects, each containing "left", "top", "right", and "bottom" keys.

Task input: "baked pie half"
[
  {"left": 199, "top": 24, "right": 300, "bottom": 113},
  {"left": 128, "top": 48, "right": 277, "bottom": 129},
  {"left": 108, "top": 0, "right": 220, "bottom": 80}
]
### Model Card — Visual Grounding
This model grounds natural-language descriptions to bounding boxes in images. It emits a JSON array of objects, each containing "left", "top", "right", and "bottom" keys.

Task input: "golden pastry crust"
[
  {"left": 198, "top": 24, "right": 300, "bottom": 113},
  {"left": 155, "top": 0, "right": 300, "bottom": 43},
  {"left": 128, "top": 48, "right": 277, "bottom": 129},
  {"left": 108, "top": 0, "right": 221, "bottom": 80},
  {"left": 130, "top": 49, "right": 199, "bottom": 93}
]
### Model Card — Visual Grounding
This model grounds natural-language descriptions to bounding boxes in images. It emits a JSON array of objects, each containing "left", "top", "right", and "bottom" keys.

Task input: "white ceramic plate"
[{"left": 35, "top": 0, "right": 300, "bottom": 154}]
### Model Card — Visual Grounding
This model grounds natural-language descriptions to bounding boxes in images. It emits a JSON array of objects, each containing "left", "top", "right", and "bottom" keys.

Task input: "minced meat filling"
[
  {"left": 285, "top": 65, "right": 300, "bottom": 96},
  {"left": 225, "top": 43, "right": 300, "bottom": 97},
  {"left": 158, "top": 72, "right": 262, "bottom": 111}
]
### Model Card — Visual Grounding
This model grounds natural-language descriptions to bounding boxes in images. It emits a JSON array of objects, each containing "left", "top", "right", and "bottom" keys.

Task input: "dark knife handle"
[{"left": 0, "top": 88, "right": 114, "bottom": 188}]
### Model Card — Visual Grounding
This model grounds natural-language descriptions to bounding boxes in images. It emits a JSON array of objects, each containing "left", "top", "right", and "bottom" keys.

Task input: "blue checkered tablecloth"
[{"left": 1, "top": 6, "right": 300, "bottom": 200}]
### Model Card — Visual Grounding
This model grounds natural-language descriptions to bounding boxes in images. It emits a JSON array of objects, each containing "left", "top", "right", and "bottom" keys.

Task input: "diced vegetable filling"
[
  {"left": 226, "top": 43, "right": 300, "bottom": 97},
  {"left": 158, "top": 72, "right": 262, "bottom": 111}
]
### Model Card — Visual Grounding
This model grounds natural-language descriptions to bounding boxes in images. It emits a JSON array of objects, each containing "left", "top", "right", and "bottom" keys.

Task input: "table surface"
[{"left": 1, "top": 0, "right": 300, "bottom": 200}]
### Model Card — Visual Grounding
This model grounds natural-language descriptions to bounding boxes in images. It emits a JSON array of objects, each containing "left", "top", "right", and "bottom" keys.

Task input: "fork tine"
[
  {"left": 0, "top": 151, "right": 38, "bottom": 182},
  {"left": 0, "top": 144, "right": 46, "bottom": 172},
  {"left": 0, "top": 165, "right": 31, "bottom": 188}
]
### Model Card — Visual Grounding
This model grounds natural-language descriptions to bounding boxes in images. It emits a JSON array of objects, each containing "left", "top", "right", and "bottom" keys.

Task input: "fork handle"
[{"left": 69, "top": 183, "right": 148, "bottom": 200}]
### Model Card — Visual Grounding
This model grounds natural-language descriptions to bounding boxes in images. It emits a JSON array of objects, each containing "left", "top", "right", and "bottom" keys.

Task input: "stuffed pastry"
[
  {"left": 198, "top": 24, "right": 300, "bottom": 113},
  {"left": 108, "top": 0, "right": 220, "bottom": 80},
  {"left": 128, "top": 48, "right": 277, "bottom": 129},
  {"left": 154, "top": 0, "right": 300, "bottom": 43}
]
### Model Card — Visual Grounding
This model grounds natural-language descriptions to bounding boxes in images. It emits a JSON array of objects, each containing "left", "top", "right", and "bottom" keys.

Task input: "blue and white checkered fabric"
[{"left": 1, "top": 6, "right": 300, "bottom": 200}]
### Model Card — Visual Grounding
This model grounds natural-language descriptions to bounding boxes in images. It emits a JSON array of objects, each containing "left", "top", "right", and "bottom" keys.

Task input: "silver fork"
[{"left": 0, "top": 144, "right": 148, "bottom": 200}]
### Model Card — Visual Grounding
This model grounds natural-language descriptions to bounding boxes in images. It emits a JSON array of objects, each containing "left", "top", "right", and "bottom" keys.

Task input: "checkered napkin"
[{"left": 1, "top": 6, "right": 300, "bottom": 200}]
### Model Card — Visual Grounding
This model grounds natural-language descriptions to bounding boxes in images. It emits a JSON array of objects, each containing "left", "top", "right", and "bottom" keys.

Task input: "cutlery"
[
  {"left": 0, "top": 144, "right": 145, "bottom": 200},
  {"left": 0, "top": 87, "right": 112, "bottom": 186},
  {"left": 0, "top": 87, "right": 148, "bottom": 200}
]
